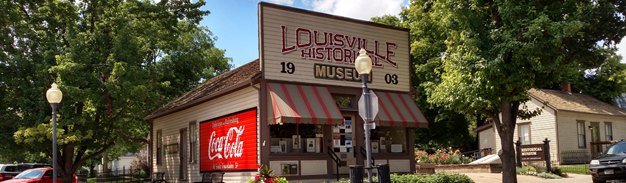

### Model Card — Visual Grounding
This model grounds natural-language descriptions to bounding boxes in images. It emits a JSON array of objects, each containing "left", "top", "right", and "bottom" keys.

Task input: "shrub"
[
  {"left": 415, "top": 148, "right": 473, "bottom": 165},
  {"left": 549, "top": 167, "right": 567, "bottom": 177},
  {"left": 388, "top": 173, "right": 473, "bottom": 183},
  {"left": 246, "top": 166, "right": 287, "bottom": 183},
  {"left": 516, "top": 166, "right": 537, "bottom": 176},
  {"left": 536, "top": 172, "right": 562, "bottom": 179}
]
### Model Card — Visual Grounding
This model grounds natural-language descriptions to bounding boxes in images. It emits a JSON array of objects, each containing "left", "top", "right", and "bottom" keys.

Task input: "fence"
[{"left": 96, "top": 166, "right": 149, "bottom": 183}]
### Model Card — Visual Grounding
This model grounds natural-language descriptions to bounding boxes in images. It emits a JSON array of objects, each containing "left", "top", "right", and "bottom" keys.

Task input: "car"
[
  {"left": 15, "top": 164, "right": 51, "bottom": 172},
  {"left": 0, "top": 164, "right": 21, "bottom": 181},
  {"left": 590, "top": 141, "right": 626, "bottom": 183},
  {"left": 1, "top": 168, "right": 77, "bottom": 183}
]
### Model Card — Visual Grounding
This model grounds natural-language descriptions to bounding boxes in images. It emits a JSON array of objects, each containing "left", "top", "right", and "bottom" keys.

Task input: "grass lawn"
[{"left": 559, "top": 164, "right": 590, "bottom": 175}]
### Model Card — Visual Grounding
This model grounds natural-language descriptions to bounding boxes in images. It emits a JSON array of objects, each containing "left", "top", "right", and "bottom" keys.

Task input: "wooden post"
[
  {"left": 515, "top": 140, "right": 522, "bottom": 167},
  {"left": 543, "top": 138, "right": 551, "bottom": 172}
]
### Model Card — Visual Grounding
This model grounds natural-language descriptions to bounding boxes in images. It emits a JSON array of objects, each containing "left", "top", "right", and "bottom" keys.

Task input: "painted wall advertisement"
[{"left": 200, "top": 108, "right": 258, "bottom": 172}]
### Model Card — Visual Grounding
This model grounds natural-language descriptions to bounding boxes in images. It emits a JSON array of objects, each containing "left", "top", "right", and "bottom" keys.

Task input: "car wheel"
[{"left": 592, "top": 178, "right": 606, "bottom": 183}]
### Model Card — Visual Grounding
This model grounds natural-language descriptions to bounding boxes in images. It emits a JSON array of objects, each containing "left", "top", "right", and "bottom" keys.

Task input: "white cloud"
[
  {"left": 310, "top": 0, "right": 405, "bottom": 21},
  {"left": 266, "top": 0, "right": 295, "bottom": 5},
  {"left": 617, "top": 37, "right": 626, "bottom": 63}
]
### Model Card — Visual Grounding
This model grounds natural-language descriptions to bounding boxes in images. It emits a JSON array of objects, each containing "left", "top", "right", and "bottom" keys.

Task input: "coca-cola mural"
[{"left": 200, "top": 108, "right": 257, "bottom": 172}]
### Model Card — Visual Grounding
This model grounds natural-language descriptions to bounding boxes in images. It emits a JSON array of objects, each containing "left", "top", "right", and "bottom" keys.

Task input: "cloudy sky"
[{"left": 200, "top": 0, "right": 626, "bottom": 67}]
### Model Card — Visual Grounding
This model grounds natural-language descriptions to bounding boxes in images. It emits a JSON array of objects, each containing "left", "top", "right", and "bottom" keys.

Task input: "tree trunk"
[
  {"left": 498, "top": 130, "right": 517, "bottom": 183},
  {"left": 493, "top": 99, "right": 519, "bottom": 183}
]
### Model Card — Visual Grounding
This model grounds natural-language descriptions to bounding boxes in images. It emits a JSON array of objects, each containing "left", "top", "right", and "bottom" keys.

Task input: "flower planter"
[{"left": 415, "top": 163, "right": 436, "bottom": 174}]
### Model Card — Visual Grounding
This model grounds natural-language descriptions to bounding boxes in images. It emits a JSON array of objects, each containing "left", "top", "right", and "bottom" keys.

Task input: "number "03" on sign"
[{"left": 385, "top": 74, "right": 398, "bottom": 84}]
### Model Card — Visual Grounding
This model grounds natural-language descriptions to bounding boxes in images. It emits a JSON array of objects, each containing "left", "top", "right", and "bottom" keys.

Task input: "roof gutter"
[{"left": 144, "top": 77, "right": 257, "bottom": 120}]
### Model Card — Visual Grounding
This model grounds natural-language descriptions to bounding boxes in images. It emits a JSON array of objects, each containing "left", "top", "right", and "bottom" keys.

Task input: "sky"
[
  {"left": 200, "top": 0, "right": 408, "bottom": 68},
  {"left": 199, "top": 0, "right": 626, "bottom": 68}
]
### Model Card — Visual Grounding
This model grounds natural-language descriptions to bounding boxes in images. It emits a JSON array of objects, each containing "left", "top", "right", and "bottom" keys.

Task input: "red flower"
[{"left": 254, "top": 175, "right": 260, "bottom": 181}]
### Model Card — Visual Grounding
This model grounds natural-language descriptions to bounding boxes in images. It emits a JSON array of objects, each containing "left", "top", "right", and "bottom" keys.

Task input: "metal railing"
[
  {"left": 360, "top": 146, "right": 375, "bottom": 167},
  {"left": 96, "top": 166, "right": 148, "bottom": 183},
  {"left": 327, "top": 146, "right": 341, "bottom": 181}
]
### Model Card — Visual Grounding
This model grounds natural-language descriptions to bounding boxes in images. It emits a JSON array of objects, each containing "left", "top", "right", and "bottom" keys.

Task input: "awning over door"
[
  {"left": 373, "top": 91, "right": 428, "bottom": 128},
  {"left": 267, "top": 83, "right": 344, "bottom": 125}
]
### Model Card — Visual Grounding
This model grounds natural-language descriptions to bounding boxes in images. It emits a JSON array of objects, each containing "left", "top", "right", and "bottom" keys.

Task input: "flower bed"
[{"left": 415, "top": 148, "right": 473, "bottom": 165}]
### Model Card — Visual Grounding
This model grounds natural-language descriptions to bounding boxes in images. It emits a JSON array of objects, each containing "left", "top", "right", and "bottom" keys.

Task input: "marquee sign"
[
  {"left": 259, "top": 2, "right": 410, "bottom": 92},
  {"left": 200, "top": 108, "right": 258, "bottom": 172}
]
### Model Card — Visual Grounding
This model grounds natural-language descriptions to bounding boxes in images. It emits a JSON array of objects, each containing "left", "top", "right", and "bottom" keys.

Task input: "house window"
[
  {"left": 270, "top": 124, "right": 323, "bottom": 154},
  {"left": 605, "top": 123, "right": 613, "bottom": 141},
  {"left": 577, "top": 121, "right": 586, "bottom": 148},
  {"left": 189, "top": 122, "right": 197, "bottom": 163},
  {"left": 518, "top": 123, "right": 530, "bottom": 145},
  {"left": 156, "top": 130, "right": 162, "bottom": 165}
]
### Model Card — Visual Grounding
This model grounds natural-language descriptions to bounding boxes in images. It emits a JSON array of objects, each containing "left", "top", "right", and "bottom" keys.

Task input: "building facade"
[{"left": 144, "top": 2, "right": 428, "bottom": 182}]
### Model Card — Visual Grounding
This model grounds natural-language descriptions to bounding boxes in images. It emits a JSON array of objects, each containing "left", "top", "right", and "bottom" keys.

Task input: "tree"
[
  {"left": 373, "top": 11, "right": 479, "bottom": 151},
  {"left": 1, "top": 1, "right": 232, "bottom": 183},
  {"left": 379, "top": 0, "right": 626, "bottom": 182}
]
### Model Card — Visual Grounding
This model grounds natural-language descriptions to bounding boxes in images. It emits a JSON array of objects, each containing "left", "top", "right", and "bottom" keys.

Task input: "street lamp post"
[
  {"left": 355, "top": 48, "right": 374, "bottom": 183},
  {"left": 46, "top": 82, "right": 63, "bottom": 183}
]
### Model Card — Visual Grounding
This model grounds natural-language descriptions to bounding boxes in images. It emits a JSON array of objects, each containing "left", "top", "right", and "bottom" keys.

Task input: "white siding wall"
[
  {"left": 557, "top": 111, "right": 626, "bottom": 153},
  {"left": 152, "top": 86, "right": 259, "bottom": 183},
  {"left": 494, "top": 97, "right": 559, "bottom": 161}
]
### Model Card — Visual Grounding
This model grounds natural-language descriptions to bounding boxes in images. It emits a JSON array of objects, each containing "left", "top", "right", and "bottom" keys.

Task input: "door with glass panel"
[{"left": 332, "top": 116, "right": 356, "bottom": 174}]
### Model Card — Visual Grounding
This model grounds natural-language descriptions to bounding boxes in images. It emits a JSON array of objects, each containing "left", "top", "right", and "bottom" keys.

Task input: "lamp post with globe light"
[
  {"left": 46, "top": 81, "right": 62, "bottom": 183},
  {"left": 355, "top": 48, "right": 374, "bottom": 182}
]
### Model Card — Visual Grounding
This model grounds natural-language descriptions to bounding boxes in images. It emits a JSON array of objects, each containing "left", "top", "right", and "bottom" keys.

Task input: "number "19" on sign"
[{"left": 281, "top": 62, "right": 295, "bottom": 74}]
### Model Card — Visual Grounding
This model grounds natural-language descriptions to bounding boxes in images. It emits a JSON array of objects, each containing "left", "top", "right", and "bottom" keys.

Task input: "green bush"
[
  {"left": 325, "top": 173, "right": 473, "bottom": 183},
  {"left": 536, "top": 172, "right": 562, "bottom": 179},
  {"left": 516, "top": 166, "right": 537, "bottom": 175},
  {"left": 549, "top": 167, "right": 567, "bottom": 177}
]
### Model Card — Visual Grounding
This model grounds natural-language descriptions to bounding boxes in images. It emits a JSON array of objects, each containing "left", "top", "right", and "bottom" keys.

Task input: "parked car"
[
  {"left": 15, "top": 164, "right": 51, "bottom": 172},
  {"left": 1, "top": 168, "right": 77, "bottom": 183},
  {"left": 590, "top": 141, "right": 626, "bottom": 183},
  {"left": 0, "top": 164, "right": 20, "bottom": 181}
]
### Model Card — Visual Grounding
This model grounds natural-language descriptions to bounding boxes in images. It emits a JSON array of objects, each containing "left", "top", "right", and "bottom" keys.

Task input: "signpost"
[{"left": 358, "top": 92, "right": 378, "bottom": 129}]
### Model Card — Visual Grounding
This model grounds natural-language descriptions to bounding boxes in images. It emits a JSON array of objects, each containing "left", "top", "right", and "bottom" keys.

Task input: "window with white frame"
[
  {"left": 577, "top": 121, "right": 586, "bottom": 148},
  {"left": 189, "top": 122, "right": 197, "bottom": 163},
  {"left": 518, "top": 123, "right": 530, "bottom": 145},
  {"left": 605, "top": 123, "right": 613, "bottom": 141}
]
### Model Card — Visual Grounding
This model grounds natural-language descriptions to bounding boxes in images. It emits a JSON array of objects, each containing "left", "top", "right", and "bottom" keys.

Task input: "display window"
[
  {"left": 270, "top": 124, "right": 324, "bottom": 154},
  {"left": 370, "top": 126, "right": 407, "bottom": 153}
]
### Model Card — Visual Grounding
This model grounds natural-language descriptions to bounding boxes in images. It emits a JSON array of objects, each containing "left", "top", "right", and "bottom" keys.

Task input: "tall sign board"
[
  {"left": 200, "top": 108, "right": 258, "bottom": 172},
  {"left": 259, "top": 2, "right": 411, "bottom": 92}
]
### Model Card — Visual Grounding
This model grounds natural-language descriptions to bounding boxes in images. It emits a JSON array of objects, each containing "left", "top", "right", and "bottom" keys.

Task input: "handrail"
[
  {"left": 327, "top": 146, "right": 341, "bottom": 181},
  {"left": 360, "top": 146, "right": 375, "bottom": 167}
]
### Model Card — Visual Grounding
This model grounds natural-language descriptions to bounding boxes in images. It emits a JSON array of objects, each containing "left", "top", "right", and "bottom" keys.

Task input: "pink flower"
[{"left": 254, "top": 175, "right": 260, "bottom": 181}]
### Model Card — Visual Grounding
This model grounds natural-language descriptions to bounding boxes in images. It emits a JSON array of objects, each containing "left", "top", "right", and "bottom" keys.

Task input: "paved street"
[{"left": 463, "top": 173, "right": 592, "bottom": 183}]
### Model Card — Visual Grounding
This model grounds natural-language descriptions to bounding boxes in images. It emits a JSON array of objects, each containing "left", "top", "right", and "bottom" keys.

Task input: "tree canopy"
[
  {"left": 0, "top": 0, "right": 231, "bottom": 182},
  {"left": 375, "top": 0, "right": 626, "bottom": 182}
]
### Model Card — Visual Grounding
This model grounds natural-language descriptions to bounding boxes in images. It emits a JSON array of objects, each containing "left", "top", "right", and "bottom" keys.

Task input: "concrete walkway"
[{"left": 462, "top": 173, "right": 592, "bottom": 183}]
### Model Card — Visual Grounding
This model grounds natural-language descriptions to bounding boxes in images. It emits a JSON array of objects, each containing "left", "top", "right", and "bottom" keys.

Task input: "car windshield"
[
  {"left": 605, "top": 143, "right": 626, "bottom": 155},
  {"left": 14, "top": 170, "right": 43, "bottom": 179}
]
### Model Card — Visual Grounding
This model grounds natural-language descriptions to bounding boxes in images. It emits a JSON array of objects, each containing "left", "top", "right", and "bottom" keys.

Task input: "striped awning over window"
[
  {"left": 267, "top": 83, "right": 343, "bottom": 125},
  {"left": 373, "top": 91, "right": 428, "bottom": 128}
]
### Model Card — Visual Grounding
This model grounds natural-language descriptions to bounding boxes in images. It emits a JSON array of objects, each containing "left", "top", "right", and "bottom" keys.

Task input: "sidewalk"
[{"left": 462, "top": 173, "right": 591, "bottom": 183}]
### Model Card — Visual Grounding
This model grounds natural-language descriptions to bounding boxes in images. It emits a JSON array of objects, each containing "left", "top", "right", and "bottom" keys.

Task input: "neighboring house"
[{"left": 476, "top": 87, "right": 626, "bottom": 164}]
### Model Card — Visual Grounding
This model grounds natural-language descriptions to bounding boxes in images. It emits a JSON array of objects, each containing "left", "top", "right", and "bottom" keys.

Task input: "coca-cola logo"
[{"left": 207, "top": 126, "right": 245, "bottom": 160}]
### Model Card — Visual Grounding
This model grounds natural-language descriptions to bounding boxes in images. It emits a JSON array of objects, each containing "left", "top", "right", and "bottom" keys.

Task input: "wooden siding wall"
[
  {"left": 495, "top": 97, "right": 559, "bottom": 162},
  {"left": 557, "top": 111, "right": 626, "bottom": 153},
  {"left": 152, "top": 86, "right": 259, "bottom": 183}
]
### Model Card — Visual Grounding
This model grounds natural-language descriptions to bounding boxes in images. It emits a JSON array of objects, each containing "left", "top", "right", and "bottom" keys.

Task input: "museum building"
[{"left": 144, "top": 2, "right": 428, "bottom": 182}]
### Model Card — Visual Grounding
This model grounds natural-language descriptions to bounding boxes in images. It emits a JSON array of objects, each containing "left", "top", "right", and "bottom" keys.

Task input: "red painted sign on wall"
[{"left": 200, "top": 108, "right": 257, "bottom": 172}]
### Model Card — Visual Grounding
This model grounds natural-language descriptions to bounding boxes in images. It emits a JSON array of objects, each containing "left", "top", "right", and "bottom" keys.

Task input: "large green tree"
[
  {"left": 0, "top": 0, "right": 231, "bottom": 183},
  {"left": 372, "top": 15, "right": 479, "bottom": 150},
  {"left": 378, "top": 0, "right": 626, "bottom": 182}
]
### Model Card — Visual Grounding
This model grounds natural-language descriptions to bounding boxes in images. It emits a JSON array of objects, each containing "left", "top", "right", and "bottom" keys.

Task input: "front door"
[
  {"left": 179, "top": 129, "right": 187, "bottom": 180},
  {"left": 590, "top": 122, "right": 601, "bottom": 157},
  {"left": 332, "top": 116, "right": 356, "bottom": 174}
]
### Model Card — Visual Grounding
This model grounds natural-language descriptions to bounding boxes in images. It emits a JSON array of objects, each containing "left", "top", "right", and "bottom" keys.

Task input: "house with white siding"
[{"left": 476, "top": 86, "right": 626, "bottom": 164}]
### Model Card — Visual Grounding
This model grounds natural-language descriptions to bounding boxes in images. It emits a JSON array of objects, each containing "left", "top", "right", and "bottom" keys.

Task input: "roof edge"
[
  {"left": 473, "top": 122, "right": 493, "bottom": 133},
  {"left": 528, "top": 92, "right": 559, "bottom": 111},
  {"left": 556, "top": 109, "right": 626, "bottom": 117},
  {"left": 144, "top": 77, "right": 257, "bottom": 120}
]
